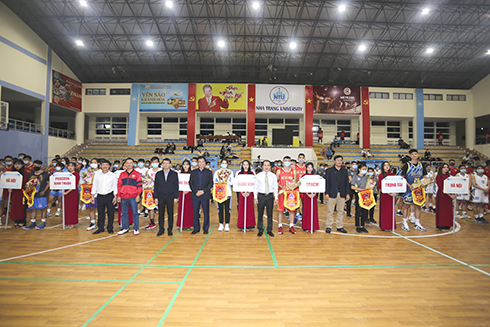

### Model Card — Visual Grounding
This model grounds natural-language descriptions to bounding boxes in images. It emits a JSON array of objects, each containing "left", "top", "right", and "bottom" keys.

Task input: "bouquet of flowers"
[
  {"left": 80, "top": 169, "right": 95, "bottom": 184},
  {"left": 217, "top": 169, "right": 232, "bottom": 182},
  {"left": 142, "top": 175, "right": 154, "bottom": 189},
  {"left": 219, "top": 85, "right": 243, "bottom": 103},
  {"left": 25, "top": 176, "right": 40, "bottom": 190}
]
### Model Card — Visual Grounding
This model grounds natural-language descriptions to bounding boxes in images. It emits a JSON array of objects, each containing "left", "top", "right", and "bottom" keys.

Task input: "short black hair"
[
  {"left": 221, "top": 158, "right": 229, "bottom": 164},
  {"left": 33, "top": 160, "right": 43, "bottom": 165},
  {"left": 197, "top": 156, "right": 205, "bottom": 162},
  {"left": 24, "top": 155, "right": 32, "bottom": 160},
  {"left": 138, "top": 158, "right": 145, "bottom": 163},
  {"left": 298, "top": 153, "right": 305, "bottom": 158},
  {"left": 333, "top": 155, "right": 343, "bottom": 160},
  {"left": 151, "top": 156, "right": 159, "bottom": 162},
  {"left": 283, "top": 156, "right": 291, "bottom": 160},
  {"left": 262, "top": 160, "right": 271, "bottom": 166},
  {"left": 125, "top": 157, "right": 134, "bottom": 162},
  {"left": 191, "top": 157, "right": 198, "bottom": 161},
  {"left": 100, "top": 159, "right": 111, "bottom": 166},
  {"left": 4, "top": 155, "right": 13, "bottom": 160},
  {"left": 449, "top": 159, "right": 455, "bottom": 162},
  {"left": 114, "top": 160, "right": 121, "bottom": 163},
  {"left": 409, "top": 149, "right": 418, "bottom": 154},
  {"left": 163, "top": 158, "right": 171, "bottom": 163},
  {"left": 458, "top": 164, "right": 466, "bottom": 170}
]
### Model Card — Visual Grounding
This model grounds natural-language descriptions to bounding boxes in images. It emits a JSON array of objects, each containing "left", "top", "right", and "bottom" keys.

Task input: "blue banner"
[{"left": 139, "top": 83, "right": 188, "bottom": 112}]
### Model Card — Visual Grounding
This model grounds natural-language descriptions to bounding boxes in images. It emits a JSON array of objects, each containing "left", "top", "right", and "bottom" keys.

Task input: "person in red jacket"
[
  {"left": 197, "top": 84, "right": 229, "bottom": 112},
  {"left": 117, "top": 158, "right": 142, "bottom": 235},
  {"left": 448, "top": 159, "right": 458, "bottom": 176}
]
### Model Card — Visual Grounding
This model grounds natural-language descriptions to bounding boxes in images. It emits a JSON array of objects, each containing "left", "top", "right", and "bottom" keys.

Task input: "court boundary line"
[
  {"left": 156, "top": 228, "right": 214, "bottom": 327},
  {"left": 80, "top": 232, "right": 181, "bottom": 327},
  {"left": 0, "top": 277, "right": 181, "bottom": 283}
]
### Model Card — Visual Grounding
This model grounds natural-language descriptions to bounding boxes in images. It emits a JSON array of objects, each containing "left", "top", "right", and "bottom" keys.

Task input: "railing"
[
  {"left": 8, "top": 118, "right": 42, "bottom": 134},
  {"left": 49, "top": 127, "right": 75, "bottom": 139},
  {"left": 475, "top": 135, "right": 490, "bottom": 145}
]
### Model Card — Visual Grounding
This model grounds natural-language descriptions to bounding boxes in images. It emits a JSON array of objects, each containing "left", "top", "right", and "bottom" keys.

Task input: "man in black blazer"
[
  {"left": 154, "top": 158, "right": 179, "bottom": 236},
  {"left": 324, "top": 155, "right": 351, "bottom": 234},
  {"left": 189, "top": 156, "right": 213, "bottom": 234}
]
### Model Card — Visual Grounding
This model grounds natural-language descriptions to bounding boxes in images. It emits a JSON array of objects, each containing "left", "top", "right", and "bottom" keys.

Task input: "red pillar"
[
  {"left": 247, "top": 84, "right": 256, "bottom": 147},
  {"left": 305, "top": 85, "right": 313, "bottom": 147},
  {"left": 361, "top": 86, "right": 370, "bottom": 149},
  {"left": 187, "top": 83, "right": 196, "bottom": 146}
]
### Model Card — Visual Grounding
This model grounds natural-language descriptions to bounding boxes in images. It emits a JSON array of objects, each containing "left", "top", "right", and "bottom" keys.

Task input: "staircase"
[{"left": 63, "top": 141, "right": 92, "bottom": 158}]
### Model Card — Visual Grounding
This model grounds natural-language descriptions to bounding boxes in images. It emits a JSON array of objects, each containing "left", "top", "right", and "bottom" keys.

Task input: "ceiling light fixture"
[
  {"left": 80, "top": 0, "right": 88, "bottom": 7},
  {"left": 75, "top": 40, "right": 84, "bottom": 46},
  {"left": 289, "top": 42, "right": 297, "bottom": 50},
  {"left": 339, "top": 4, "right": 346, "bottom": 12},
  {"left": 359, "top": 44, "right": 367, "bottom": 52},
  {"left": 252, "top": 1, "right": 260, "bottom": 10},
  {"left": 422, "top": 8, "right": 430, "bottom": 15},
  {"left": 218, "top": 40, "right": 226, "bottom": 48},
  {"left": 146, "top": 40, "right": 154, "bottom": 47},
  {"left": 426, "top": 47, "right": 434, "bottom": 54},
  {"left": 486, "top": 49, "right": 490, "bottom": 55},
  {"left": 165, "top": 0, "right": 173, "bottom": 8}
]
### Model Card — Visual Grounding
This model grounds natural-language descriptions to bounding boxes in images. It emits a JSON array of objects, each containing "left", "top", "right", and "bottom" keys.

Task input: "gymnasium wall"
[
  {"left": 472, "top": 74, "right": 490, "bottom": 118},
  {"left": 0, "top": 129, "right": 43, "bottom": 161}
]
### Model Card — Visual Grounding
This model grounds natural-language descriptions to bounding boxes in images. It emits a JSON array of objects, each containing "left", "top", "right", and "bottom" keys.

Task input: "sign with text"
[
  {"left": 255, "top": 84, "right": 305, "bottom": 113},
  {"left": 443, "top": 177, "right": 469, "bottom": 195},
  {"left": 299, "top": 175, "right": 325, "bottom": 193},
  {"left": 178, "top": 173, "right": 191, "bottom": 192},
  {"left": 52, "top": 70, "right": 82, "bottom": 111},
  {"left": 139, "top": 83, "right": 188, "bottom": 112},
  {"left": 49, "top": 173, "right": 76, "bottom": 190},
  {"left": 196, "top": 83, "right": 247, "bottom": 112},
  {"left": 1, "top": 172, "right": 23, "bottom": 189},
  {"left": 381, "top": 176, "right": 407, "bottom": 193},
  {"left": 313, "top": 85, "right": 361, "bottom": 115},
  {"left": 233, "top": 174, "right": 256, "bottom": 192}
]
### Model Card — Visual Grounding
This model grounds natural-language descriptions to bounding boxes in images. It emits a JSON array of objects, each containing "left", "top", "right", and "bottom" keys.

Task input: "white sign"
[
  {"left": 1, "top": 172, "right": 23, "bottom": 189},
  {"left": 49, "top": 172, "right": 76, "bottom": 190},
  {"left": 178, "top": 173, "right": 191, "bottom": 192},
  {"left": 255, "top": 84, "right": 305, "bottom": 113},
  {"left": 233, "top": 174, "right": 255, "bottom": 192},
  {"left": 381, "top": 175, "right": 407, "bottom": 193},
  {"left": 443, "top": 176, "right": 469, "bottom": 194},
  {"left": 299, "top": 175, "right": 325, "bottom": 193}
]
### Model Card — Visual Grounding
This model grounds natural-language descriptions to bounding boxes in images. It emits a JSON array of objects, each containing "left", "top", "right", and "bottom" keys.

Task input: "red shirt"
[
  {"left": 295, "top": 164, "right": 306, "bottom": 179},
  {"left": 467, "top": 167, "right": 473, "bottom": 174},
  {"left": 484, "top": 168, "right": 490, "bottom": 180},
  {"left": 318, "top": 130, "right": 323, "bottom": 139},
  {"left": 449, "top": 167, "right": 458, "bottom": 176},
  {"left": 117, "top": 169, "right": 142, "bottom": 199}
]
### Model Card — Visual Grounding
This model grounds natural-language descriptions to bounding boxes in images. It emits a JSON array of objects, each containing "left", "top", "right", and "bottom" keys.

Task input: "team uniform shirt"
[
  {"left": 456, "top": 172, "right": 471, "bottom": 201},
  {"left": 401, "top": 161, "right": 427, "bottom": 205},
  {"left": 277, "top": 167, "right": 296, "bottom": 212},
  {"left": 135, "top": 167, "right": 148, "bottom": 177},
  {"left": 294, "top": 164, "right": 307, "bottom": 181},
  {"left": 450, "top": 167, "right": 459, "bottom": 176},
  {"left": 472, "top": 174, "right": 489, "bottom": 204},
  {"left": 425, "top": 170, "right": 436, "bottom": 195}
]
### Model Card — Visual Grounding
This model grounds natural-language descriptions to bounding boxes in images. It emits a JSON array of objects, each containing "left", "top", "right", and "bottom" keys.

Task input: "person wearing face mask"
[
  {"left": 47, "top": 162, "right": 66, "bottom": 218},
  {"left": 213, "top": 159, "right": 234, "bottom": 232},
  {"left": 17, "top": 153, "right": 25, "bottom": 161},
  {"left": 366, "top": 167, "right": 378, "bottom": 224},
  {"left": 276, "top": 156, "right": 299, "bottom": 235},
  {"left": 351, "top": 164, "right": 370, "bottom": 233},
  {"left": 23, "top": 155, "right": 34, "bottom": 174},
  {"left": 293, "top": 153, "right": 307, "bottom": 224},
  {"left": 345, "top": 161, "right": 358, "bottom": 217},
  {"left": 143, "top": 157, "right": 161, "bottom": 231},
  {"left": 10, "top": 159, "right": 28, "bottom": 227},
  {"left": 49, "top": 159, "right": 59, "bottom": 175},
  {"left": 455, "top": 165, "right": 471, "bottom": 218},
  {"left": 82, "top": 158, "right": 101, "bottom": 231},
  {"left": 135, "top": 158, "right": 148, "bottom": 216},
  {"left": 471, "top": 165, "right": 489, "bottom": 223},
  {"left": 111, "top": 160, "right": 121, "bottom": 173},
  {"left": 23, "top": 160, "right": 50, "bottom": 230},
  {"left": 448, "top": 159, "right": 458, "bottom": 176},
  {"left": 191, "top": 157, "right": 198, "bottom": 170},
  {"left": 317, "top": 164, "right": 326, "bottom": 204}
]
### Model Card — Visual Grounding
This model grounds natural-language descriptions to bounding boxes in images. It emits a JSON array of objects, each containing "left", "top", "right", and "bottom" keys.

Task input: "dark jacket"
[
  {"left": 154, "top": 169, "right": 179, "bottom": 200},
  {"left": 324, "top": 165, "right": 351, "bottom": 198},
  {"left": 117, "top": 169, "right": 142, "bottom": 199},
  {"left": 189, "top": 168, "right": 213, "bottom": 200}
]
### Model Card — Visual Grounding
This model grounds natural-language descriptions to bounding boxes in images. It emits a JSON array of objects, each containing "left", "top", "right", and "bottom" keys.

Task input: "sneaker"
[
  {"left": 145, "top": 223, "right": 156, "bottom": 230},
  {"left": 35, "top": 222, "right": 46, "bottom": 230},
  {"left": 476, "top": 217, "right": 489, "bottom": 224},
  {"left": 46, "top": 211, "right": 52, "bottom": 217},
  {"left": 55, "top": 210, "right": 61, "bottom": 217},
  {"left": 86, "top": 223, "right": 96, "bottom": 231},
  {"left": 218, "top": 223, "right": 224, "bottom": 231},
  {"left": 396, "top": 210, "right": 403, "bottom": 217},
  {"left": 414, "top": 224, "right": 427, "bottom": 231},
  {"left": 134, "top": 229, "right": 140, "bottom": 235},
  {"left": 118, "top": 229, "right": 129, "bottom": 235},
  {"left": 23, "top": 222, "right": 37, "bottom": 230},
  {"left": 455, "top": 214, "right": 462, "bottom": 219},
  {"left": 289, "top": 226, "right": 297, "bottom": 234},
  {"left": 144, "top": 212, "right": 149, "bottom": 218},
  {"left": 278, "top": 226, "right": 283, "bottom": 235},
  {"left": 401, "top": 222, "right": 410, "bottom": 231},
  {"left": 224, "top": 223, "right": 230, "bottom": 232}
]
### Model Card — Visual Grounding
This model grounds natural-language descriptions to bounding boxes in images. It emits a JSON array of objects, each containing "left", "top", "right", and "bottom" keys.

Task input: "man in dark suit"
[
  {"left": 197, "top": 84, "right": 229, "bottom": 112},
  {"left": 189, "top": 156, "right": 213, "bottom": 234},
  {"left": 324, "top": 155, "right": 351, "bottom": 234},
  {"left": 154, "top": 158, "right": 179, "bottom": 236}
]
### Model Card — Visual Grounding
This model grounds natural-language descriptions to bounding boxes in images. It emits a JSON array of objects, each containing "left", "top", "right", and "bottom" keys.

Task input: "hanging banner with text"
[
  {"left": 196, "top": 83, "right": 247, "bottom": 112},
  {"left": 255, "top": 84, "right": 305, "bottom": 113},
  {"left": 52, "top": 70, "right": 82, "bottom": 111},
  {"left": 312, "top": 86, "right": 361, "bottom": 115},
  {"left": 139, "top": 83, "right": 189, "bottom": 112}
]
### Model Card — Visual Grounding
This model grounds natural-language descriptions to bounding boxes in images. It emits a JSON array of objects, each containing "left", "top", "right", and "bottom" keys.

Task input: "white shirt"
[
  {"left": 135, "top": 167, "right": 148, "bottom": 176},
  {"left": 213, "top": 169, "right": 234, "bottom": 196},
  {"left": 91, "top": 170, "right": 118, "bottom": 196},
  {"left": 254, "top": 171, "right": 278, "bottom": 200}
]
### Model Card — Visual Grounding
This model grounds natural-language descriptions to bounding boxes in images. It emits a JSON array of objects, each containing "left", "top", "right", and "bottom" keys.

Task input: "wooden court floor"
[{"left": 0, "top": 201, "right": 489, "bottom": 327}]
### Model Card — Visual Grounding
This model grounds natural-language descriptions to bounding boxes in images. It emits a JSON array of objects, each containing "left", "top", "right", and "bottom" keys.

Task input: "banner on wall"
[
  {"left": 51, "top": 70, "right": 82, "bottom": 111},
  {"left": 255, "top": 84, "right": 305, "bottom": 113},
  {"left": 312, "top": 86, "right": 361, "bottom": 115},
  {"left": 196, "top": 83, "right": 246, "bottom": 112},
  {"left": 139, "top": 83, "right": 188, "bottom": 112}
]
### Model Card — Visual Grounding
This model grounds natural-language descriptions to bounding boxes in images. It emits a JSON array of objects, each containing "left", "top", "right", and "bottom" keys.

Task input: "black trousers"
[
  {"left": 158, "top": 198, "right": 174, "bottom": 231},
  {"left": 345, "top": 189, "right": 354, "bottom": 215},
  {"left": 218, "top": 198, "right": 231, "bottom": 224},
  {"left": 369, "top": 194, "right": 378, "bottom": 220},
  {"left": 257, "top": 193, "right": 273, "bottom": 233},
  {"left": 354, "top": 192, "right": 368, "bottom": 227},
  {"left": 97, "top": 192, "right": 115, "bottom": 231}
]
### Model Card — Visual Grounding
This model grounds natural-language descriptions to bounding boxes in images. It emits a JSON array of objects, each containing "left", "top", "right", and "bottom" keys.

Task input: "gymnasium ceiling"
[{"left": 3, "top": 0, "right": 490, "bottom": 89}]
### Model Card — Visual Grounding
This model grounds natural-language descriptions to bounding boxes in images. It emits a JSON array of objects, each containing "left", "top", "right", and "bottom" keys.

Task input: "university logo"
[
  {"left": 344, "top": 87, "right": 352, "bottom": 95},
  {"left": 269, "top": 86, "right": 289, "bottom": 105}
]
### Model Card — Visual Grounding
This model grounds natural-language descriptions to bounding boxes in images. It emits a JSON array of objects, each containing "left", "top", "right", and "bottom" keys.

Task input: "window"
[
  {"left": 256, "top": 125, "right": 267, "bottom": 130},
  {"left": 423, "top": 94, "right": 443, "bottom": 101},
  {"left": 387, "top": 121, "right": 400, "bottom": 127},
  {"left": 201, "top": 117, "right": 214, "bottom": 123},
  {"left": 369, "top": 92, "right": 389, "bottom": 99},
  {"left": 95, "top": 117, "right": 127, "bottom": 136},
  {"left": 148, "top": 117, "right": 161, "bottom": 122},
  {"left": 180, "top": 117, "right": 187, "bottom": 123},
  {"left": 447, "top": 94, "right": 466, "bottom": 101},
  {"left": 393, "top": 93, "right": 414, "bottom": 100},
  {"left": 216, "top": 118, "right": 231, "bottom": 123},
  {"left": 96, "top": 117, "right": 110, "bottom": 123},
  {"left": 409, "top": 121, "right": 413, "bottom": 139},
  {"left": 436, "top": 122, "right": 449, "bottom": 128},
  {"left": 424, "top": 122, "right": 434, "bottom": 127},
  {"left": 163, "top": 118, "right": 178, "bottom": 123},
  {"left": 269, "top": 118, "right": 284, "bottom": 124},
  {"left": 285, "top": 119, "right": 299, "bottom": 124},
  {"left": 387, "top": 121, "right": 400, "bottom": 139},
  {"left": 147, "top": 117, "right": 162, "bottom": 136},
  {"left": 255, "top": 130, "right": 267, "bottom": 136},
  {"left": 200, "top": 124, "right": 214, "bottom": 129},
  {"left": 233, "top": 118, "right": 246, "bottom": 124},
  {"left": 233, "top": 124, "right": 246, "bottom": 130},
  {"left": 321, "top": 120, "right": 335, "bottom": 125},
  {"left": 255, "top": 118, "right": 267, "bottom": 124},
  {"left": 371, "top": 121, "right": 386, "bottom": 126}
]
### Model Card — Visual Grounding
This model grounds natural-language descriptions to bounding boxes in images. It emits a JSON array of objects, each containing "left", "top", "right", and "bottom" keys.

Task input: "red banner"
[
  {"left": 213, "top": 182, "right": 229, "bottom": 203},
  {"left": 412, "top": 187, "right": 426, "bottom": 206},
  {"left": 52, "top": 70, "right": 82, "bottom": 111},
  {"left": 284, "top": 190, "right": 301, "bottom": 211},
  {"left": 358, "top": 189, "right": 376, "bottom": 210},
  {"left": 142, "top": 189, "right": 156, "bottom": 210},
  {"left": 80, "top": 184, "right": 93, "bottom": 204}
]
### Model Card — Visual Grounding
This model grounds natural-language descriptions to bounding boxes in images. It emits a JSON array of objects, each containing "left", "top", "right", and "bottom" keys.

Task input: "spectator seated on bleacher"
[
  {"left": 154, "top": 147, "right": 160, "bottom": 154},
  {"left": 398, "top": 138, "right": 409, "bottom": 149},
  {"left": 423, "top": 149, "right": 432, "bottom": 161},
  {"left": 332, "top": 136, "right": 340, "bottom": 148},
  {"left": 197, "top": 139, "right": 204, "bottom": 148},
  {"left": 362, "top": 149, "right": 373, "bottom": 159},
  {"left": 203, "top": 149, "right": 210, "bottom": 157},
  {"left": 325, "top": 148, "right": 333, "bottom": 160}
]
